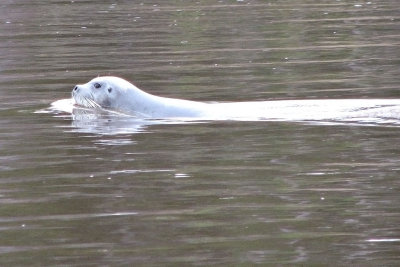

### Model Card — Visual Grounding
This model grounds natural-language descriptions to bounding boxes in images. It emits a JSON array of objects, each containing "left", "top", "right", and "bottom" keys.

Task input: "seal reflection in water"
[{"left": 71, "top": 76, "right": 400, "bottom": 123}]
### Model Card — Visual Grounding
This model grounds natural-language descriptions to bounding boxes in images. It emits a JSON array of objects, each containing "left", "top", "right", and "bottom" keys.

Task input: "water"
[{"left": 1, "top": 0, "right": 400, "bottom": 265}]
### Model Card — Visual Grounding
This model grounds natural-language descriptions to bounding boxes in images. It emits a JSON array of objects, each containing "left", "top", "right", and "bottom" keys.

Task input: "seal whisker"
[
  {"left": 85, "top": 98, "right": 95, "bottom": 108},
  {"left": 87, "top": 98, "right": 101, "bottom": 108},
  {"left": 81, "top": 97, "right": 90, "bottom": 108},
  {"left": 85, "top": 93, "right": 101, "bottom": 109},
  {"left": 75, "top": 95, "right": 98, "bottom": 109}
]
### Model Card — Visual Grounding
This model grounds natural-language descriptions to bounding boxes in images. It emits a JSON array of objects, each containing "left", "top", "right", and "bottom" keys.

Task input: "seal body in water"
[
  {"left": 72, "top": 76, "right": 210, "bottom": 118},
  {"left": 71, "top": 76, "right": 400, "bottom": 122}
]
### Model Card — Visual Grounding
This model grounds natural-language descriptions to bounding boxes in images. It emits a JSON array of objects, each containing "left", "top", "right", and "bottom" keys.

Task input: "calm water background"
[{"left": 1, "top": 0, "right": 400, "bottom": 265}]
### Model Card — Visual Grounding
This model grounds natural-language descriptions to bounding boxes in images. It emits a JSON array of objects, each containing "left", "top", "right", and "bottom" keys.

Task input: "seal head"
[{"left": 72, "top": 77, "right": 126, "bottom": 110}]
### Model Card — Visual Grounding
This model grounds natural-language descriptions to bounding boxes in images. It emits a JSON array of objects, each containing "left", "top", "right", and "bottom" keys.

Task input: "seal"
[
  {"left": 71, "top": 76, "right": 400, "bottom": 122},
  {"left": 72, "top": 76, "right": 211, "bottom": 118}
]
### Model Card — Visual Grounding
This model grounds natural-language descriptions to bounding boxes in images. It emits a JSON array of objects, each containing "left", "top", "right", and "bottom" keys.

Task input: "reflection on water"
[{"left": 1, "top": 0, "right": 400, "bottom": 265}]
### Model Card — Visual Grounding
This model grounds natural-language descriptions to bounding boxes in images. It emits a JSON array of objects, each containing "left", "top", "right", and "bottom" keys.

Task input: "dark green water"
[{"left": 1, "top": 0, "right": 400, "bottom": 265}]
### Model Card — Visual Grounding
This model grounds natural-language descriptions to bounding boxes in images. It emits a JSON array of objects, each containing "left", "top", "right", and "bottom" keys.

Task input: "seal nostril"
[{"left": 73, "top": 86, "right": 79, "bottom": 92}]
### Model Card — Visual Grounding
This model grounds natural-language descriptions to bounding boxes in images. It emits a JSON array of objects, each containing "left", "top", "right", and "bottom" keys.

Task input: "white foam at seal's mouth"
[{"left": 50, "top": 98, "right": 75, "bottom": 113}]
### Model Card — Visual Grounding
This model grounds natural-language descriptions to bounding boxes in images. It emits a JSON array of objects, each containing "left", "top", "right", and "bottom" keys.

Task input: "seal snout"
[{"left": 72, "top": 85, "right": 81, "bottom": 99}]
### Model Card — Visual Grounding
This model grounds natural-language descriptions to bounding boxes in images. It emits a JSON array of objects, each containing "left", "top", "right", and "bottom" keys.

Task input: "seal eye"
[{"left": 94, "top": 83, "right": 101, "bottom": 89}]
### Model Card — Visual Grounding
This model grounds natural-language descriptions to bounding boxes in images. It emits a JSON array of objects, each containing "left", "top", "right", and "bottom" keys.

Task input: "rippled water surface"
[{"left": 1, "top": 0, "right": 400, "bottom": 265}]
